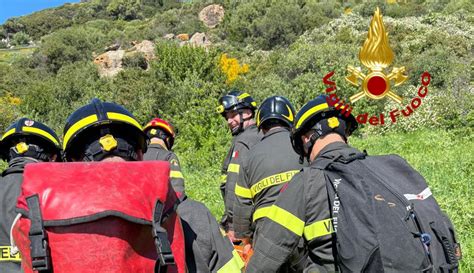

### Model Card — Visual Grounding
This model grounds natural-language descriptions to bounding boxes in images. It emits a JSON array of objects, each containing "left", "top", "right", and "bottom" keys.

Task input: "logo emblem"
[
  {"left": 282, "top": 104, "right": 294, "bottom": 122},
  {"left": 24, "top": 120, "right": 34, "bottom": 126},
  {"left": 345, "top": 8, "right": 407, "bottom": 104}
]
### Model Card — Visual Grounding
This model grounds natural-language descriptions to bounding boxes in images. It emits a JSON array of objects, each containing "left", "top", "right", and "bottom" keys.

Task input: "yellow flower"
[
  {"left": 219, "top": 54, "right": 250, "bottom": 85},
  {"left": 9, "top": 96, "right": 21, "bottom": 105}
]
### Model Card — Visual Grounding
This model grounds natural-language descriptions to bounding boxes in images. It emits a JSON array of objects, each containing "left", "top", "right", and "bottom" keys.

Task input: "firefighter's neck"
[
  {"left": 101, "top": 156, "right": 127, "bottom": 162},
  {"left": 242, "top": 118, "right": 255, "bottom": 130},
  {"left": 262, "top": 125, "right": 283, "bottom": 135},
  {"left": 150, "top": 137, "right": 167, "bottom": 150},
  {"left": 310, "top": 133, "right": 345, "bottom": 161}
]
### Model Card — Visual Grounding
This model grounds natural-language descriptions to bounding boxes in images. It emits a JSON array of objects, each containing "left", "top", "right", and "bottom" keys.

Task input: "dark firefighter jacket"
[
  {"left": 220, "top": 124, "right": 261, "bottom": 231},
  {"left": 144, "top": 143, "right": 244, "bottom": 272},
  {"left": 143, "top": 143, "right": 185, "bottom": 196},
  {"left": 234, "top": 127, "right": 304, "bottom": 239},
  {"left": 245, "top": 143, "right": 351, "bottom": 273},
  {"left": 0, "top": 157, "right": 38, "bottom": 273},
  {"left": 178, "top": 198, "right": 244, "bottom": 273}
]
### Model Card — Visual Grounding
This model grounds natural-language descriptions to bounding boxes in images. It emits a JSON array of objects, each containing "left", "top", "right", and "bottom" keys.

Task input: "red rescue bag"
[{"left": 12, "top": 161, "right": 186, "bottom": 273}]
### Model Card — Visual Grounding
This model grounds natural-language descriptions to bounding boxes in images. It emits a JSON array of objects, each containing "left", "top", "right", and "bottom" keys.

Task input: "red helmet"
[{"left": 143, "top": 118, "right": 176, "bottom": 150}]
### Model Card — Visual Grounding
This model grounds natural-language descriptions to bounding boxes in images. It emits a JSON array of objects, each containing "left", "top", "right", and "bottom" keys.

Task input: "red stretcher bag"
[{"left": 11, "top": 161, "right": 186, "bottom": 273}]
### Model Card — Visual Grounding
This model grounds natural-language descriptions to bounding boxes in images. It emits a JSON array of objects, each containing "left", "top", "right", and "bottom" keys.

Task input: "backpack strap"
[
  {"left": 153, "top": 200, "right": 176, "bottom": 273},
  {"left": 430, "top": 222, "right": 459, "bottom": 272},
  {"left": 26, "top": 195, "right": 52, "bottom": 273},
  {"left": 313, "top": 150, "right": 367, "bottom": 170}
]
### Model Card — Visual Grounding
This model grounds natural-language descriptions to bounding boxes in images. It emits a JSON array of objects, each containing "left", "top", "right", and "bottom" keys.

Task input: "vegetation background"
[{"left": 0, "top": 0, "right": 472, "bottom": 270}]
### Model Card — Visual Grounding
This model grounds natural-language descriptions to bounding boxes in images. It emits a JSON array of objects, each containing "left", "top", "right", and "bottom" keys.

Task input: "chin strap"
[{"left": 231, "top": 110, "right": 254, "bottom": 136}]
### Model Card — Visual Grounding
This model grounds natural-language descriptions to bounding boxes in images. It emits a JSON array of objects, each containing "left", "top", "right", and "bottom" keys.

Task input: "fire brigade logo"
[
  {"left": 323, "top": 7, "right": 431, "bottom": 126},
  {"left": 345, "top": 7, "right": 407, "bottom": 104}
]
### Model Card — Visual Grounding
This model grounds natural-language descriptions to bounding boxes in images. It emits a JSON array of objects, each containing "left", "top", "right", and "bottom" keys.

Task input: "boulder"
[
  {"left": 199, "top": 4, "right": 225, "bottom": 29},
  {"left": 176, "top": 33, "right": 190, "bottom": 41},
  {"left": 163, "top": 33, "right": 175, "bottom": 40},
  {"left": 93, "top": 50, "right": 125, "bottom": 78},
  {"left": 189, "top": 32, "right": 211, "bottom": 48},
  {"left": 130, "top": 40, "right": 155, "bottom": 61}
]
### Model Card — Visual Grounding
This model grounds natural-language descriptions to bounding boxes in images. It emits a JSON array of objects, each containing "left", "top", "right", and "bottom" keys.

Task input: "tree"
[{"left": 107, "top": 0, "right": 142, "bottom": 20}]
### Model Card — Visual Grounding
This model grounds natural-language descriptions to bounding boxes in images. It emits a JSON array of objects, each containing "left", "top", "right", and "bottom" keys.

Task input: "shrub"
[
  {"left": 123, "top": 52, "right": 148, "bottom": 69},
  {"left": 11, "top": 31, "right": 31, "bottom": 46}
]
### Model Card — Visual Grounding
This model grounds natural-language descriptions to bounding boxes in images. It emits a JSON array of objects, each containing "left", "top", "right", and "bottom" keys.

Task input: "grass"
[
  {"left": 0, "top": 47, "right": 36, "bottom": 65},
  {"left": 183, "top": 128, "right": 473, "bottom": 271}
]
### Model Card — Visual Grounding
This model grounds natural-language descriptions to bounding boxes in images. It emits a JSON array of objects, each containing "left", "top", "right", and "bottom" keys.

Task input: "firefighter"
[
  {"left": 143, "top": 118, "right": 185, "bottom": 198},
  {"left": 143, "top": 117, "right": 244, "bottom": 272},
  {"left": 62, "top": 99, "right": 148, "bottom": 163},
  {"left": 0, "top": 118, "right": 61, "bottom": 273},
  {"left": 64, "top": 100, "right": 243, "bottom": 272},
  {"left": 234, "top": 96, "right": 307, "bottom": 271},
  {"left": 216, "top": 90, "right": 261, "bottom": 242},
  {"left": 246, "top": 95, "right": 358, "bottom": 272}
]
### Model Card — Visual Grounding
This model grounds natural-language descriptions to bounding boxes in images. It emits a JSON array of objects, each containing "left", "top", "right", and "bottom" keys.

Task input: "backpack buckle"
[
  {"left": 153, "top": 230, "right": 175, "bottom": 266},
  {"left": 29, "top": 232, "right": 51, "bottom": 271}
]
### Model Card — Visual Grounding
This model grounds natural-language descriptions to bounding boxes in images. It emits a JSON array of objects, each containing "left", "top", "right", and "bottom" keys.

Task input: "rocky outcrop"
[
  {"left": 199, "top": 4, "right": 225, "bottom": 29},
  {"left": 129, "top": 40, "right": 155, "bottom": 61},
  {"left": 189, "top": 32, "right": 211, "bottom": 48},
  {"left": 93, "top": 50, "right": 125, "bottom": 78},
  {"left": 93, "top": 40, "right": 157, "bottom": 77},
  {"left": 176, "top": 33, "right": 190, "bottom": 41}
]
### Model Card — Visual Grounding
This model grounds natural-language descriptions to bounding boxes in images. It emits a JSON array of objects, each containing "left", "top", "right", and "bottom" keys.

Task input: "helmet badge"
[{"left": 24, "top": 120, "right": 35, "bottom": 126}]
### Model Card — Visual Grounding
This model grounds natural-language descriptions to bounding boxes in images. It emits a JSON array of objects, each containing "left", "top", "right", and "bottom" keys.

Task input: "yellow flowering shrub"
[
  {"left": 0, "top": 93, "right": 21, "bottom": 129},
  {"left": 219, "top": 54, "right": 249, "bottom": 85}
]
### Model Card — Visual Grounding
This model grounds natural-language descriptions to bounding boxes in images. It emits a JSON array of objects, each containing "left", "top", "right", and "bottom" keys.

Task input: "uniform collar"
[
  {"left": 148, "top": 143, "right": 167, "bottom": 150},
  {"left": 316, "top": 141, "right": 351, "bottom": 158},
  {"left": 2, "top": 157, "right": 39, "bottom": 176},
  {"left": 261, "top": 127, "right": 290, "bottom": 140}
]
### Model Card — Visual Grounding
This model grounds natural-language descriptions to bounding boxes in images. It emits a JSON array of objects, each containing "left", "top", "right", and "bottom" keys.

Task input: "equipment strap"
[
  {"left": 27, "top": 195, "right": 52, "bottom": 272},
  {"left": 153, "top": 200, "right": 175, "bottom": 273}
]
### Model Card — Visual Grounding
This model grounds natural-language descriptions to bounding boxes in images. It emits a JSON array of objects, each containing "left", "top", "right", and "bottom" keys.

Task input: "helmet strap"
[
  {"left": 8, "top": 144, "right": 52, "bottom": 162},
  {"left": 303, "top": 131, "right": 321, "bottom": 162},
  {"left": 83, "top": 137, "right": 138, "bottom": 162}
]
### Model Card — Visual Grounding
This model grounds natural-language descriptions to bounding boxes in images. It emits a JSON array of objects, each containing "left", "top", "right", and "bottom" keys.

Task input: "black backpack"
[{"left": 314, "top": 148, "right": 461, "bottom": 273}]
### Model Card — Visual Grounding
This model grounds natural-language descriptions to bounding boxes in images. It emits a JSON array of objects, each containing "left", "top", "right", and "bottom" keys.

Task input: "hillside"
[{"left": 1, "top": 0, "right": 473, "bottom": 270}]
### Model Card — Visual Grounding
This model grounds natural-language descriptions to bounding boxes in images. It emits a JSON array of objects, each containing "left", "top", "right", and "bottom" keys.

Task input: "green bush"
[
  {"left": 122, "top": 52, "right": 148, "bottom": 69},
  {"left": 11, "top": 31, "right": 30, "bottom": 46},
  {"left": 107, "top": 0, "right": 143, "bottom": 20},
  {"left": 151, "top": 8, "right": 205, "bottom": 36},
  {"left": 33, "top": 26, "right": 107, "bottom": 73}
]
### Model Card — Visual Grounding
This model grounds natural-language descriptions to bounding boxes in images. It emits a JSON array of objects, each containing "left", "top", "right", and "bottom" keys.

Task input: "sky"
[{"left": 0, "top": 0, "right": 80, "bottom": 24}]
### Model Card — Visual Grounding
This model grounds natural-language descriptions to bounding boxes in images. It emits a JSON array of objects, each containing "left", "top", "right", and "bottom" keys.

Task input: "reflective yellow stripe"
[
  {"left": 0, "top": 128, "right": 16, "bottom": 141},
  {"left": 170, "top": 171, "right": 183, "bottom": 179},
  {"left": 217, "top": 249, "right": 244, "bottom": 273},
  {"left": 107, "top": 112, "right": 142, "bottom": 130},
  {"left": 219, "top": 227, "right": 226, "bottom": 236},
  {"left": 0, "top": 246, "right": 21, "bottom": 262},
  {"left": 303, "top": 218, "right": 334, "bottom": 240},
  {"left": 250, "top": 170, "right": 299, "bottom": 197},
  {"left": 63, "top": 114, "right": 98, "bottom": 149},
  {"left": 227, "top": 163, "right": 240, "bottom": 173},
  {"left": 235, "top": 184, "right": 252, "bottom": 198},
  {"left": 22, "top": 126, "right": 59, "bottom": 146},
  {"left": 220, "top": 174, "right": 227, "bottom": 183},
  {"left": 295, "top": 103, "right": 329, "bottom": 129},
  {"left": 267, "top": 205, "right": 304, "bottom": 236},
  {"left": 237, "top": 93, "right": 250, "bottom": 100},
  {"left": 252, "top": 206, "right": 272, "bottom": 222}
]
